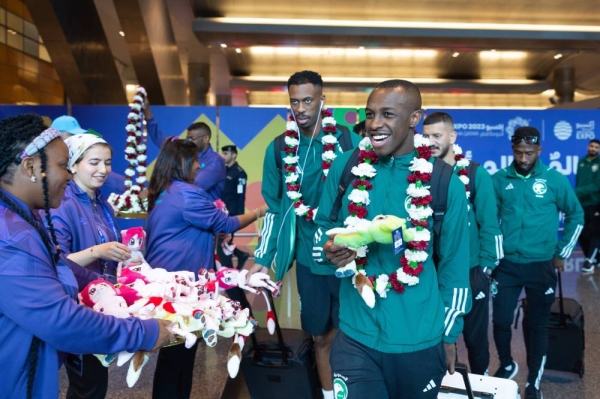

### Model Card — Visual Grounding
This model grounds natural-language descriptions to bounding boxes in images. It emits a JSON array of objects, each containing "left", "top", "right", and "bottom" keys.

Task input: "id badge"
[
  {"left": 65, "top": 354, "right": 84, "bottom": 377},
  {"left": 237, "top": 184, "right": 243, "bottom": 194},
  {"left": 392, "top": 227, "right": 405, "bottom": 255}
]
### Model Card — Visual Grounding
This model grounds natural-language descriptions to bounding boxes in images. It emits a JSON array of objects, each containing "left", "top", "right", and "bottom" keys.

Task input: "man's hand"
[
  {"left": 444, "top": 342, "right": 456, "bottom": 374},
  {"left": 553, "top": 256, "right": 565, "bottom": 272},
  {"left": 143, "top": 99, "right": 153, "bottom": 119},
  {"left": 323, "top": 236, "right": 356, "bottom": 267}
]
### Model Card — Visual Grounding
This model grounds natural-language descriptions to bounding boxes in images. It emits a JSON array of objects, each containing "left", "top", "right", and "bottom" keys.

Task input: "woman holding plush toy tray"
[
  {"left": 0, "top": 114, "right": 175, "bottom": 399},
  {"left": 47, "top": 133, "right": 138, "bottom": 399},
  {"left": 145, "top": 137, "right": 268, "bottom": 399}
]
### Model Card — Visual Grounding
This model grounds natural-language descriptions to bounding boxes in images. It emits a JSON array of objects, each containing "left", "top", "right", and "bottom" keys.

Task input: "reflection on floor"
[{"left": 59, "top": 250, "right": 600, "bottom": 398}]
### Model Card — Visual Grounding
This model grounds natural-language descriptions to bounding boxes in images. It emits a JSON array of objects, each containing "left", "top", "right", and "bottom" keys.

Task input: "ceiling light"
[
  {"left": 452, "top": 52, "right": 460, "bottom": 57},
  {"left": 491, "top": 49, "right": 496, "bottom": 52},
  {"left": 554, "top": 53, "right": 563, "bottom": 59},
  {"left": 248, "top": 46, "right": 437, "bottom": 58},
  {"left": 235, "top": 48, "right": 242, "bottom": 53},
  {"left": 480, "top": 51, "right": 526, "bottom": 60},
  {"left": 358, "top": 46, "right": 365, "bottom": 50},
  {"left": 220, "top": 43, "right": 228, "bottom": 48},
  {"left": 211, "top": 17, "right": 600, "bottom": 33},
  {"left": 119, "top": 31, "right": 125, "bottom": 37}
]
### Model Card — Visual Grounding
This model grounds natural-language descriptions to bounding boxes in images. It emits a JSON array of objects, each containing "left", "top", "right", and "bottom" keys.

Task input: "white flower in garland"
[{"left": 453, "top": 143, "right": 471, "bottom": 198}]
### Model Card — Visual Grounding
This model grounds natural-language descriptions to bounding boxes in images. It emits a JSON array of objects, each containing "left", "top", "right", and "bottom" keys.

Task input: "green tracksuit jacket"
[
  {"left": 314, "top": 151, "right": 471, "bottom": 353},
  {"left": 492, "top": 161, "right": 584, "bottom": 263},
  {"left": 575, "top": 155, "right": 600, "bottom": 208},
  {"left": 254, "top": 126, "right": 361, "bottom": 279},
  {"left": 461, "top": 163, "right": 503, "bottom": 270}
]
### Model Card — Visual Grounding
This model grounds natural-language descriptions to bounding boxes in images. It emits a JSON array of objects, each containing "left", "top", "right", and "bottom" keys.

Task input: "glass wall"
[{"left": 0, "top": 6, "right": 50, "bottom": 62}]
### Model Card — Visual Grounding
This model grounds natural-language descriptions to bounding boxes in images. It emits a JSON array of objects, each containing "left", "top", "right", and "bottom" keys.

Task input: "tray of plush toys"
[{"left": 78, "top": 227, "right": 279, "bottom": 388}]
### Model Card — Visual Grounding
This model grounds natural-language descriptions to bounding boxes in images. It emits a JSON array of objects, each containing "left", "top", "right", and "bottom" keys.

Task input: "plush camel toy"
[{"left": 326, "top": 215, "right": 414, "bottom": 308}]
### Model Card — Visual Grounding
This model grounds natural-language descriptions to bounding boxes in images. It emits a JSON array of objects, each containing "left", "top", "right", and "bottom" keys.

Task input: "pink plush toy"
[{"left": 117, "top": 226, "right": 146, "bottom": 276}]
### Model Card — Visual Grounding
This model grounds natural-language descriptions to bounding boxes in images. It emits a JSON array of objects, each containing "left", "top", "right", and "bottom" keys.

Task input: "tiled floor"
[{"left": 59, "top": 249, "right": 600, "bottom": 398}]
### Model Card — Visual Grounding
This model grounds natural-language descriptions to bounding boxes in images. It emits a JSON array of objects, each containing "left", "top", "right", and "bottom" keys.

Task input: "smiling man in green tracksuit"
[
  {"left": 315, "top": 80, "right": 471, "bottom": 399},
  {"left": 423, "top": 111, "right": 503, "bottom": 376},
  {"left": 491, "top": 126, "right": 583, "bottom": 399},
  {"left": 251, "top": 70, "right": 361, "bottom": 399}
]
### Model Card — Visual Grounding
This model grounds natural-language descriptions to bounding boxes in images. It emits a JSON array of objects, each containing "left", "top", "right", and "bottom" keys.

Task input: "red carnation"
[
  {"left": 352, "top": 179, "right": 373, "bottom": 190},
  {"left": 322, "top": 109, "right": 332, "bottom": 118},
  {"left": 323, "top": 125, "right": 336, "bottom": 133},
  {"left": 359, "top": 150, "right": 378, "bottom": 164},
  {"left": 455, "top": 154, "right": 465, "bottom": 160},
  {"left": 306, "top": 209, "right": 314, "bottom": 221},
  {"left": 408, "top": 241, "right": 428, "bottom": 251},
  {"left": 284, "top": 147, "right": 296, "bottom": 154},
  {"left": 416, "top": 146, "right": 431, "bottom": 159},
  {"left": 293, "top": 201, "right": 302, "bottom": 208},
  {"left": 403, "top": 263, "right": 424, "bottom": 276},
  {"left": 389, "top": 272, "right": 405, "bottom": 293},
  {"left": 322, "top": 161, "right": 332, "bottom": 169},
  {"left": 284, "top": 164, "right": 296, "bottom": 173},
  {"left": 356, "top": 257, "right": 367, "bottom": 266},
  {"left": 410, "top": 219, "right": 429, "bottom": 228},
  {"left": 323, "top": 143, "right": 336, "bottom": 152},
  {"left": 411, "top": 195, "right": 432, "bottom": 206},
  {"left": 348, "top": 203, "right": 368, "bottom": 219},
  {"left": 287, "top": 183, "right": 300, "bottom": 191},
  {"left": 457, "top": 168, "right": 468, "bottom": 176}
]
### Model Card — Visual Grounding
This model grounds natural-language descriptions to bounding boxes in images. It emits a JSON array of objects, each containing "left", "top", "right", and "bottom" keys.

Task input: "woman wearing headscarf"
[{"left": 48, "top": 133, "right": 135, "bottom": 399}]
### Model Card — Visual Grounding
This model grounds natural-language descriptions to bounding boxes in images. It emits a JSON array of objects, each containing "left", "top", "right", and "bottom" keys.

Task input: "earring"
[{"left": 30, "top": 175, "right": 36, "bottom": 182}]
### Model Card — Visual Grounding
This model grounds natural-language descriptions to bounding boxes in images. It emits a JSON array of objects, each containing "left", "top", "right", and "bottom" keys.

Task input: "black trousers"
[
  {"left": 330, "top": 331, "right": 446, "bottom": 399},
  {"left": 152, "top": 342, "right": 199, "bottom": 399},
  {"left": 462, "top": 266, "right": 491, "bottom": 375},
  {"left": 65, "top": 354, "right": 108, "bottom": 399},
  {"left": 216, "top": 234, "right": 248, "bottom": 269},
  {"left": 492, "top": 259, "right": 556, "bottom": 387},
  {"left": 578, "top": 204, "right": 600, "bottom": 264}
]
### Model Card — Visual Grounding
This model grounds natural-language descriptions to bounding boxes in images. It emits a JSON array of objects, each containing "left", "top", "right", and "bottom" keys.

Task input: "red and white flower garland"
[
  {"left": 347, "top": 134, "right": 433, "bottom": 299},
  {"left": 284, "top": 109, "right": 338, "bottom": 221},
  {"left": 453, "top": 143, "right": 471, "bottom": 199},
  {"left": 108, "top": 86, "right": 148, "bottom": 213}
]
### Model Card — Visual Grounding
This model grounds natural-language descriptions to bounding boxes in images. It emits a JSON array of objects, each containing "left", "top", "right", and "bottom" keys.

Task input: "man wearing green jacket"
[
  {"left": 575, "top": 138, "right": 600, "bottom": 274},
  {"left": 316, "top": 80, "right": 471, "bottom": 398},
  {"left": 252, "top": 70, "right": 361, "bottom": 399},
  {"left": 491, "top": 126, "right": 583, "bottom": 399},
  {"left": 423, "top": 111, "right": 503, "bottom": 376}
]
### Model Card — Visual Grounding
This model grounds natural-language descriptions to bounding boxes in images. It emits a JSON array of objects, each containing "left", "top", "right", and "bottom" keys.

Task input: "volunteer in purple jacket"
[
  {"left": 144, "top": 102, "right": 226, "bottom": 201},
  {"left": 49, "top": 133, "right": 135, "bottom": 399},
  {"left": 145, "top": 137, "right": 267, "bottom": 399},
  {"left": 0, "top": 114, "right": 175, "bottom": 399}
]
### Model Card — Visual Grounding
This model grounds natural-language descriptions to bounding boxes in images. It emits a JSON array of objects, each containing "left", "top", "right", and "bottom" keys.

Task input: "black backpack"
[
  {"left": 327, "top": 149, "right": 454, "bottom": 260},
  {"left": 466, "top": 161, "right": 479, "bottom": 208},
  {"left": 274, "top": 125, "right": 354, "bottom": 200}
]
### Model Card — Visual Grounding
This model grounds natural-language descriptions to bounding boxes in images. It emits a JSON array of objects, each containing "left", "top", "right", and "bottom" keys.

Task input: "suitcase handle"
[
  {"left": 454, "top": 363, "right": 475, "bottom": 399},
  {"left": 249, "top": 289, "right": 289, "bottom": 364}
]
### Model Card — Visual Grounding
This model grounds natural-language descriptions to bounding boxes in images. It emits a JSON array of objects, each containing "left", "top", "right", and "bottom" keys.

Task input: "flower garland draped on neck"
[
  {"left": 283, "top": 109, "right": 338, "bottom": 221},
  {"left": 346, "top": 134, "right": 434, "bottom": 298},
  {"left": 453, "top": 143, "right": 471, "bottom": 199}
]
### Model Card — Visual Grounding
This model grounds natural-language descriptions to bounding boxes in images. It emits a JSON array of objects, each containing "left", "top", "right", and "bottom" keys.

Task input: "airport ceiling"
[
  {"left": 24, "top": 0, "right": 600, "bottom": 108},
  {"left": 190, "top": 0, "right": 600, "bottom": 108}
]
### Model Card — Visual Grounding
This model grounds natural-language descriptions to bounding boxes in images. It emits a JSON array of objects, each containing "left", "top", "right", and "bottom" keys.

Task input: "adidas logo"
[
  {"left": 545, "top": 287, "right": 555, "bottom": 295},
  {"left": 475, "top": 291, "right": 486, "bottom": 300},
  {"left": 423, "top": 379, "right": 437, "bottom": 392},
  {"left": 505, "top": 183, "right": 514, "bottom": 190}
]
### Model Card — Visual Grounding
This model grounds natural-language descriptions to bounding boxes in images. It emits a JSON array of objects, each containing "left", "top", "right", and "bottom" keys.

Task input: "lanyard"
[{"left": 95, "top": 199, "right": 120, "bottom": 278}]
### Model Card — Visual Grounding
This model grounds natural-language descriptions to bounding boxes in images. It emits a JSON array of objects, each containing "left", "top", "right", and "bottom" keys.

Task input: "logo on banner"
[
  {"left": 554, "top": 121, "right": 573, "bottom": 140},
  {"left": 532, "top": 179, "right": 548, "bottom": 197},
  {"left": 506, "top": 117, "right": 530, "bottom": 140},
  {"left": 575, "top": 121, "right": 595, "bottom": 140}
]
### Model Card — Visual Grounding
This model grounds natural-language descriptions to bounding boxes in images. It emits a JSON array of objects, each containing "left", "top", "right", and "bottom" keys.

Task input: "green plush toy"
[{"left": 326, "top": 215, "right": 413, "bottom": 308}]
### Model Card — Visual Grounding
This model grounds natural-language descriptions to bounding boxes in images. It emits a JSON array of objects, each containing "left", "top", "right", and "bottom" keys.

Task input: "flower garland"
[
  {"left": 453, "top": 143, "right": 471, "bottom": 199},
  {"left": 284, "top": 109, "right": 338, "bottom": 221},
  {"left": 107, "top": 86, "right": 148, "bottom": 213},
  {"left": 346, "top": 134, "right": 434, "bottom": 299}
]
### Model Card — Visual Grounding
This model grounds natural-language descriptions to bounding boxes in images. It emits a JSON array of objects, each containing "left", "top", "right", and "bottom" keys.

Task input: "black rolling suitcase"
[
  {"left": 522, "top": 270, "right": 585, "bottom": 377},
  {"left": 240, "top": 291, "right": 321, "bottom": 399}
]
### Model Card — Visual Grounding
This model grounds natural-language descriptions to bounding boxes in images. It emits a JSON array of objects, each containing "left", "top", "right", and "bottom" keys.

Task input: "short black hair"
[
  {"left": 353, "top": 120, "right": 365, "bottom": 135},
  {"left": 372, "top": 79, "right": 422, "bottom": 111},
  {"left": 287, "top": 70, "right": 323, "bottom": 89},
  {"left": 187, "top": 122, "right": 211, "bottom": 139},
  {"left": 590, "top": 139, "right": 600, "bottom": 146},
  {"left": 423, "top": 112, "right": 454, "bottom": 127}
]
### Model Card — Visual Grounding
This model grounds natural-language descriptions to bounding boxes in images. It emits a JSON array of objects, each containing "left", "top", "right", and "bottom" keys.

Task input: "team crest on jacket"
[
  {"left": 532, "top": 179, "right": 548, "bottom": 197},
  {"left": 333, "top": 377, "right": 349, "bottom": 399},
  {"left": 592, "top": 164, "right": 599, "bottom": 173}
]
